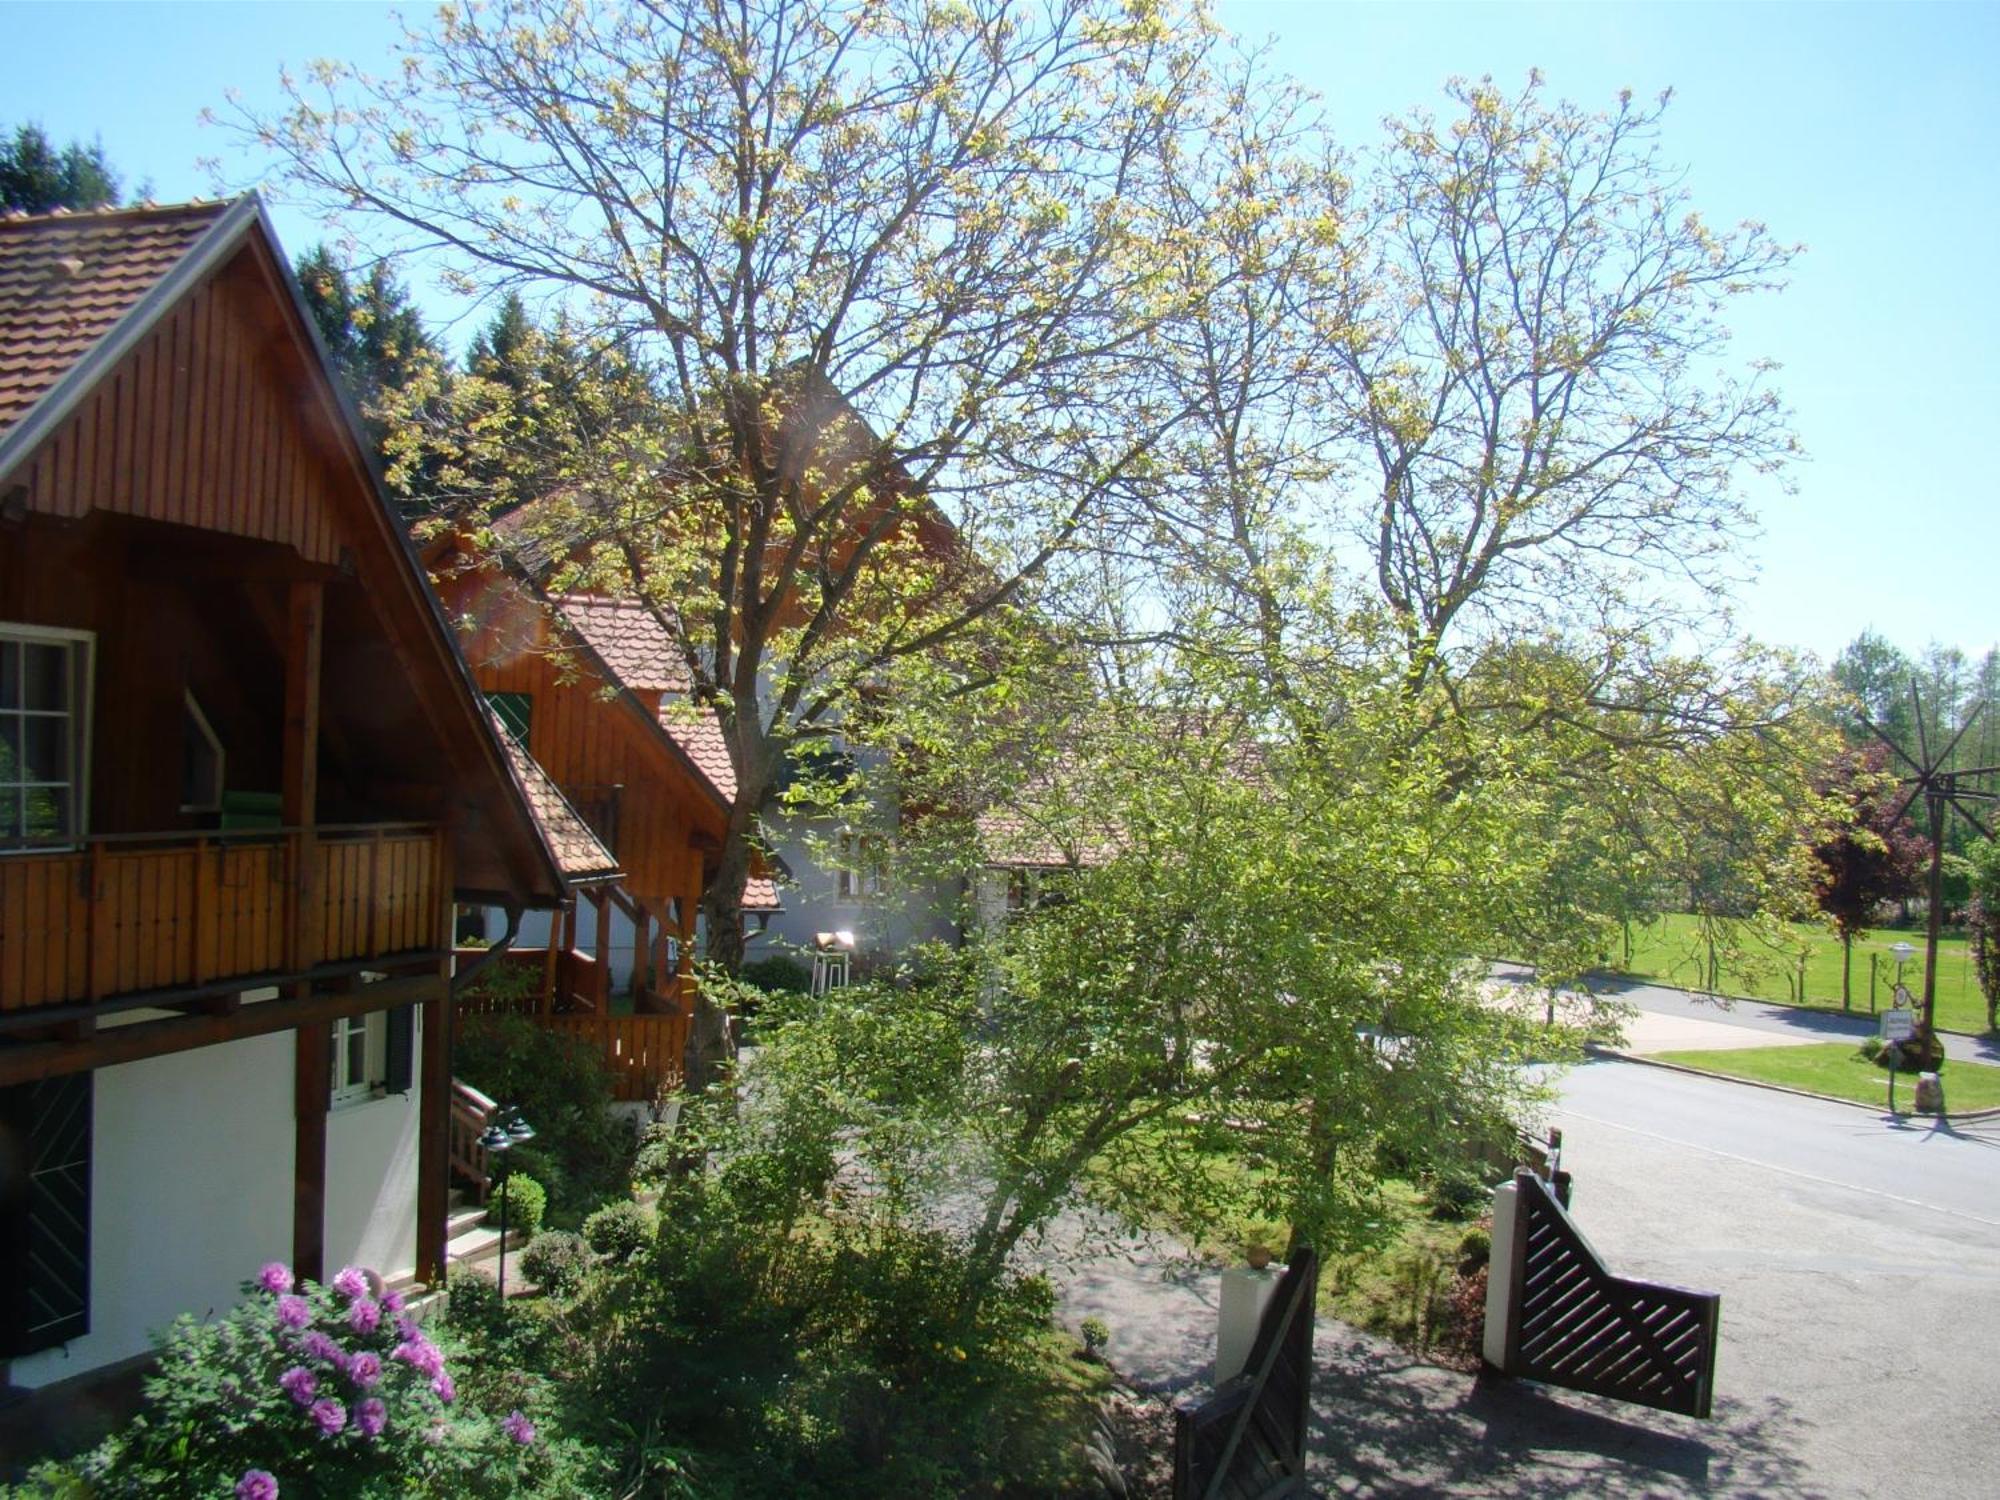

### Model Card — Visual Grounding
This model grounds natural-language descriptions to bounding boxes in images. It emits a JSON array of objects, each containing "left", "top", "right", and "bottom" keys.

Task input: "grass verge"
[
  {"left": 1617, "top": 912, "right": 1992, "bottom": 1037},
  {"left": 1649, "top": 1042, "right": 2000, "bottom": 1113}
]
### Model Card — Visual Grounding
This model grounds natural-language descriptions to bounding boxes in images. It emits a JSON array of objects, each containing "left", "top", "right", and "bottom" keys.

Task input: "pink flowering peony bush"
[{"left": 17, "top": 1263, "right": 569, "bottom": 1498}]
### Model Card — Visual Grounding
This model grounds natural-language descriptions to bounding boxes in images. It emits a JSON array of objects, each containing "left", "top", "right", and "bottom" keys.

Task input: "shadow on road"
[{"left": 1307, "top": 1330, "right": 1818, "bottom": 1498}]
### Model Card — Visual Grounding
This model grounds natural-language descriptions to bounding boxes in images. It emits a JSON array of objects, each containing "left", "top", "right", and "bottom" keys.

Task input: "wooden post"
[
  {"left": 416, "top": 831, "right": 454, "bottom": 1284},
  {"left": 292, "top": 1002, "right": 329, "bottom": 1283},
  {"left": 592, "top": 886, "right": 611, "bottom": 1009},
  {"left": 631, "top": 901, "right": 651, "bottom": 1006},
  {"left": 285, "top": 580, "right": 327, "bottom": 1283},
  {"left": 282, "top": 579, "right": 323, "bottom": 975}
]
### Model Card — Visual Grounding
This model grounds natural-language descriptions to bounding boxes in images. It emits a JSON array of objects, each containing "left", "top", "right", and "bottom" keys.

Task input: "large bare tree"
[{"left": 230, "top": 0, "right": 1249, "bottom": 1012}]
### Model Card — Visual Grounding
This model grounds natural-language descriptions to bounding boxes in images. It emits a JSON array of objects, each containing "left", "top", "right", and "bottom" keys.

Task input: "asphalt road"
[{"left": 1062, "top": 1051, "right": 2000, "bottom": 1496}]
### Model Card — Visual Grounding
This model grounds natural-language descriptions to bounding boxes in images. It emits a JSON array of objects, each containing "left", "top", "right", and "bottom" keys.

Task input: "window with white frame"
[
  {"left": 330, "top": 1012, "right": 388, "bottom": 1106},
  {"left": 835, "top": 831, "right": 887, "bottom": 901},
  {"left": 0, "top": 627, "right": 92, "bottom": 852},
  {"left": 180, "top": 690, "right": 224, "bottom": 813}
]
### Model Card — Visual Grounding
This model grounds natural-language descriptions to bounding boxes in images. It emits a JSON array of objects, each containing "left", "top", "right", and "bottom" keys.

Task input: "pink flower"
[
  {"left": 394, "top": 1313, "right": 421, "bottom": 1341},
  {"left": 257, "top": 1263, "right": 294, "bottom": 1296},
  {"left": 380, "top": 1288, "right": 405, "bottom": 1314},
  {"left": 278, "top": 1366, "right": 317, "bottom": 1407},
  {"left": 309, "top": 1397, "right": 347, "bottom": 1437},
  {"left": 347, "top": 1351, "right": 382, "bottom": 1389},
  {"left": 235, "top": 1468, "right": 278, "bottom": 1500},
  {"left": 392, "top": 1337, "right": 443, "bottom": 1378},
  {"left": 355, "top": 1397, "right": 388, "bottom": 1439},
  {"left": 501, "top": 1410, "right": 537, "bottom": 1446},
  {"left": 300, "top": 1331, "right": 343, "bottom": 1366},
  {"left": 331, "top": 1266, "right": 370, "bottom": 1300},
  {"left": 347, "top": 1297, "right": 381, "bottom": 1335},
  {"left": 431, "top": 1371, "right": 455, "bottom": 1404},
  {"left": 275, "top": 1295, "right": 311, "bottom": 1329}
]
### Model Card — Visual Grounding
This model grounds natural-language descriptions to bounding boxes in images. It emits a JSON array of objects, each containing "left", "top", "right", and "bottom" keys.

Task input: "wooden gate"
[
  {"left": 1494, "top": 1169, "right": 1720, "bottom": 1419},
  {"left": 1172, "top": 1246, "right": 1317, "bottom": 1500}
]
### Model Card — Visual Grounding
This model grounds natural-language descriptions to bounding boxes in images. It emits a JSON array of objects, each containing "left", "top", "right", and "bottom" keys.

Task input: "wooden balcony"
[{"left": 0, "top": 823, "right": 446, "bottom": 1015}]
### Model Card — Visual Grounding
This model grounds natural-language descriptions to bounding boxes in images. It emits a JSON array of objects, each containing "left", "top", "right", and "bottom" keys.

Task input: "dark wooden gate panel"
[
  {"left": 1507, "top": 1170, "right": 1719, "bottom": 1419},
  {"left": 1173, "top": 1246, "right": 1317, "bottom": 1500}
]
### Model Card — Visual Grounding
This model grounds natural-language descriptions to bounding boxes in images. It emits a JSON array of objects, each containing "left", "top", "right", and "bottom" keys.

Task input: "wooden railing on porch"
[
  {"left": 547, "top": 1011, "right": 686, "bottom": 1102},
  {"left": 448, "top": 1077, "right": 500, "bottom": 1200},
  {"left": 0, "top": 823, "right": 444, "bottom": 1013}
]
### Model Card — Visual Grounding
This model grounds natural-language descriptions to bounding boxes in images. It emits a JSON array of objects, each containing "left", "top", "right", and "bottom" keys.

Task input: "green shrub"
[
  {"left": 12, "top": 1262, "right": 560, "bottom": 1498},
  {"left": 454, "top": 1015, "right": 638, "bottom": 1226},
  {"left": 487, "top": 1173, "right": 546, "bottom": 1239},
  {"left": 582, "top": 1199, "right": 655, "bottom": 1262},
  {"left": 1422, "top": 1170, "right": 1487, "bottom": 1221},
  {"left": 1078, "top": 1316, "right": 1110, "bottom": 1356},
  {"left": 1456, "top": 1226, "right": 1491, "bottom": 1271},
  {"left": 520, "top": 1232, "right": 591, "bottom": 1296},
  {"left": 739, "top": 954, "right": 812, "bottom": 993}
]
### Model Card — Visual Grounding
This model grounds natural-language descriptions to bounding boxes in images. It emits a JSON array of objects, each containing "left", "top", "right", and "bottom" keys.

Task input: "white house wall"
[
  {"left": 11, "top": 1032, "right": 294, "bottom": 1389},
  {"left": 323, "top": 1015, "right": 422, "bottom": 1282},
  {"left": 11, "top": 1014, "right": 425, "bottom": 1389}
]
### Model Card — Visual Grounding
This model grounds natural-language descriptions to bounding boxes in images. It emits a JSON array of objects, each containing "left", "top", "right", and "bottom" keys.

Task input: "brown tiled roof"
[
  {"left": 660, "top": 701, "right": 737, "bottom": 803},
  {"left": 557, "top": 596, "right": 690, "bottom": 693},
  {"left": 493, "top": 715, "right": 621, "bottom": 883},
  {"left": 0, "top": 201, "right": 230, "bottom": 436},
  {"left": 741, "top": 876, "right": 782, "bottom": 912},
  {"left": 552, "top": 593, "right": 740, "bottom": 805}
]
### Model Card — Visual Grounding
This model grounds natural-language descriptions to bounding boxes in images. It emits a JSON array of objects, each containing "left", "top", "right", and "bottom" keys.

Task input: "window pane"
[
  {"left": 0, "top": 718, "right": 18, "bottom": 782},
  {"left": 347, "top": 1024, "right": 366, "bottom": 1086},
  {"left": 23, "top": 786, "right": 68, "bottom": 841},
  {"left": 0, "top": 642, "right": 16, "bottom": 708},
  {"left": 22, "top": 716, "right": 66, "bottom": 783},
  {"left": 0, "top": 790, "right": 20, "bottom": 842},
  {"left": 21, "top": 644, "right": 67, "bottom": 711}
]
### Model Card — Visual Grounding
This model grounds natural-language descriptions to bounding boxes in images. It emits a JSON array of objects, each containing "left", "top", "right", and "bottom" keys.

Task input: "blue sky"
[{"left": 3, "top": 0, "right": 1995, "bottom": 665}]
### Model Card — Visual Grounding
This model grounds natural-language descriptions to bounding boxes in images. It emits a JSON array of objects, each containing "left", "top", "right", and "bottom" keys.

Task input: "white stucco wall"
[
  {"left": 323, "top": 1013, "right": 423, "bottom": 1281},
  {"left": 10, "top": 1007, "right": 428, "bottom": 1389},
  {"left": 11, "top": 1032, "right": 294, "bottom": 1389}
]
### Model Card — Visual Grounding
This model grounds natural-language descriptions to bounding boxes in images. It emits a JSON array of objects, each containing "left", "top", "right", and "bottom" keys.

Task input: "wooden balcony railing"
[{"left": 0, "top": 823, "right": 445, "bottom": 1014}]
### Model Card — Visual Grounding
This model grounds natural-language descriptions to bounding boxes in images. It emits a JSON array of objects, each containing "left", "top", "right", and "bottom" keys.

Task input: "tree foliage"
[
  {"left": 1811, "top": 743, "right": 1929, "bottom": 1005},
  {"left": 0, "top": 122, "right": 123, "bottom": 213}
]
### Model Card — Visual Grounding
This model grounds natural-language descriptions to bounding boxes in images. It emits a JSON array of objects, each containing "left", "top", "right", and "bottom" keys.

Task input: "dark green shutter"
[
  {"left": 384, "top": 1006, "right": 415, "bottom": 1095},
  {"left": 0, "top": 1073, "right": 92, "bottom": 1356}
]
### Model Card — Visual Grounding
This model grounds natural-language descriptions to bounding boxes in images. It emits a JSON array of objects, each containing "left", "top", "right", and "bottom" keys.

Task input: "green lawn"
[
  {"left": 1617, "top": 912, "right": 1993, "bottom": 1036},
  {"left": 1651, "top": 1042, "right": 2000, "bottom": 1113}
]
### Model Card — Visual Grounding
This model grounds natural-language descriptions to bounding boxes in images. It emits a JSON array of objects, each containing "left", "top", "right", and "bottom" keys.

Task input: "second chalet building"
[{"left": 0, "top": 197, "right": 585, "bottom": 1390}]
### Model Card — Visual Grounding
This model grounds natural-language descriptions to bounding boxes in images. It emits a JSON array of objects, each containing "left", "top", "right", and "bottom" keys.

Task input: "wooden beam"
[
  {"left": 293, "top": 986, "right": 329, "bottom": 1283},
  {"left": 631, "top": 902, "right": 650, "bottom": 1005},
  {"left": 0, "top": 972, "right": 438, "bottom": 1089},
  {"left": 416, "top": 835, "right": 453, "bottom": 1283},
  {"left": 283, "top": 580, "right": 324, "bottom": 975}
]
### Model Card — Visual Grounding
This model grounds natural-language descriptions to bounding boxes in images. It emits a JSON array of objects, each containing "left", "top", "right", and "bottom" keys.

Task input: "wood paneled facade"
[
  {"left": 432, "top": 558, "right": 728, "bottom": 1057},
  {"left": 0, "top": 197, "right": 561, "bottom": 1367}
]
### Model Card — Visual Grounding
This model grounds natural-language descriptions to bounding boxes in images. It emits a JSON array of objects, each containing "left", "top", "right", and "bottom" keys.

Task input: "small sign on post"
[{"left": 1881, "top": 1005, "right": 1916, "bottom": 1044}]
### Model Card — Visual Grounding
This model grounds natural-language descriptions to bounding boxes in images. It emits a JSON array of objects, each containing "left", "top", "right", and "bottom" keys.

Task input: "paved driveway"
[{"left": 1061, "top": 1058, "right": 2000, "bottom": 1498}]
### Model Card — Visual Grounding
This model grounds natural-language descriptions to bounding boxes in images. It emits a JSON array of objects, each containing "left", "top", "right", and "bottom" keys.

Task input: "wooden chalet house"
[
  {"left": 0, "top": 197, "right": 570, "bottom": 1390},
  {"left": 427, "top": 542, "right": 779, "bottom": 1095}
]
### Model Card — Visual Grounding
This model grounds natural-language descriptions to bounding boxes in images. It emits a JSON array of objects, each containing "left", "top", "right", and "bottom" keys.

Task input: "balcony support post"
[{"left": 292, "top": 992, "right": 330, "bottom": 1284}]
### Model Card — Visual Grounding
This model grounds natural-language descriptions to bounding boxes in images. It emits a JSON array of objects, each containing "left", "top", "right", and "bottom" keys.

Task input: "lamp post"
[
  {"left": 477, "top": 1108, "right": 536, "bottom": 1299},
  {"left": 1890, "top": 941, "right": 1916, "bottom": 997}
]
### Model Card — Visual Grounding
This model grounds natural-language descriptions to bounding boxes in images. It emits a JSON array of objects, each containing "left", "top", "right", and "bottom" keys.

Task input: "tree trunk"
[
  {"left": 1842, "top": 933, "right": 1852, "bottom": 1009},
  {"left": 683, "top": 785, "right": 762, "bottom": 1092}
]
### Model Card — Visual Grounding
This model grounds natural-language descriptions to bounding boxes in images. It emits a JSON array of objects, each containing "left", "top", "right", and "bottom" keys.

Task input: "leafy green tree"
[
  {"left": 1967, "top": 838, "right": 2000, "bottom": 1032},
  {"left": 293, "top": 247, "right": 442, "bottom": 482},
  {"left": 0, "top": 122, "right": 122, "bottom": 212}
]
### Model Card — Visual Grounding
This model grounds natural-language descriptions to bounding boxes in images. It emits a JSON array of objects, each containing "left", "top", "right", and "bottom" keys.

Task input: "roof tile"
[
  {"left": 494, "top": 716, "right": 621, "bottom": 882},
  {"left": 0, "top": 201, "right": 229, "bottom": 437}
]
